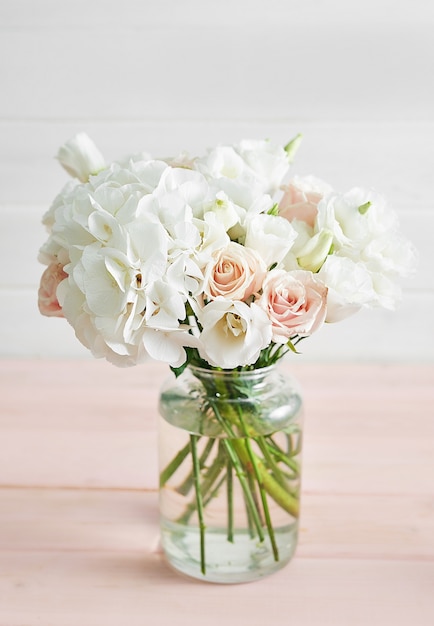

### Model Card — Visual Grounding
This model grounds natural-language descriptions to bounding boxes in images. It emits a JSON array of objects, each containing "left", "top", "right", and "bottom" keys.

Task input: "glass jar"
[{"left": 158, "top": 364, "right": 303, "bottom": 583}]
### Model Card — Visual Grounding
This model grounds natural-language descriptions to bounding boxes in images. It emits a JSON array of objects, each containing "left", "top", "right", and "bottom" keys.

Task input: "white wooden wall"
[{"left": 1, "top": 0, "right": 433, "bottom": 362}]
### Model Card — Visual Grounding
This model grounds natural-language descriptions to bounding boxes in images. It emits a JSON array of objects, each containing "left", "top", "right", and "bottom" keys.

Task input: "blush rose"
[
  {"left": 279, "top": 176, "right": 332, "bottom": 227},
  {"left": 257, "top": 269, "right": 328, "bottom": 343},
  {"left": 38, "top": 263, "right": 68, "bottom": 317},
  {"left": 203, "top": 242, "right": 266, "bottom": 301}
]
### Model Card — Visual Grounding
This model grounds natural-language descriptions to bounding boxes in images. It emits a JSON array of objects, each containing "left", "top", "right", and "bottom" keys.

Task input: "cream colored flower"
[
  {"left": 203, "top": 242, "right": 266, "bottom": 301},
  {"left": 245, "top": 213, "right": 298, "bottom": 267},
  {"left": 57, "top": 133, "right": 105, "bottom": 182},
  {"left": 198, "top": 299, "right": 272, "bottom": 368}
]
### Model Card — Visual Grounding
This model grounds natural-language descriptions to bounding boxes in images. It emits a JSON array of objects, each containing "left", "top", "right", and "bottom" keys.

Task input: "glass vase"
[{"left": 158, "top": 364, "right": 303, "bottom": 583}]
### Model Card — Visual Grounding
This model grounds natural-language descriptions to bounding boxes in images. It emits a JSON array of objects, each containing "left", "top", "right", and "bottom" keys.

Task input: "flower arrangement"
[
  {"left": 38, "top": 133, "right": 417, "bottom": 580},
  {"left": 38, "top": 132, "right": 416, "bottom": 371}
]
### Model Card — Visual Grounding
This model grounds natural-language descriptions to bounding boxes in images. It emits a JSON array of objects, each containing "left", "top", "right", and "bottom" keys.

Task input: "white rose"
[
  {"left": 313, "top": 188, "right": 417, "bottom": 316},
  {"left": 361, "top": 233, "right": 418, "bottom": 277},
  {"left": 195, "top": 145, "right": 248, "bottom": 181},
  {"left": 235, "top": 139, "right": 290, "bottom": 194},
  {"left": 198, "top": 299, "right": 272, "bottom": 368},
  {"left": 316, "top": 188, "right": 398, "bottom": 252},
  {"left": 369, "top": 272, "right": 403, "bottom": 311},
  {"left": 245, "top": 213, "right": 298, "bottom": 267},
  {"left": 317, "top": 255, "right": 377, "bottom": 322},
  {"left": 57, "top": 133, "right": 106, "bottom": 182}
]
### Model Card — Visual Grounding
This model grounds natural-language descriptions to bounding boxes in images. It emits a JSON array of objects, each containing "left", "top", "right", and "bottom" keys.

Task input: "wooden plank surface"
[{"left": 1, "top": 360, "right": 433, "bottom": 625}]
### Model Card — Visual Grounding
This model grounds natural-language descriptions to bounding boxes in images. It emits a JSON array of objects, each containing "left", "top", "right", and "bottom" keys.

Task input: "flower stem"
[
  {"left": 265, "top": 437, "right": 300, "bottom": 476},
  {"left": 176, "top": 442, "right": 226, "bottom": 525},
  {"left": 243, "top": 435, "right": 279, "bottom": 561},
  {"left": 190, "top": 434, "right": 206, "bottom": 575},
  {"left": 159, "top": 440, "right": 191, "bottom": 488},
  {"left": 221, "top": 438, "right": 265, "bottom": 542},
  {"left": 210, "top": 398, "right": 300, "bottom": 518},
  {"left": 247, "top": 472, "right": 264, "bottom": 528},
  {"left": 256, "top": 436, "right": 290, "bottom": 491},
  {"left": 226, "top": 458, "right": 234, "bottom": 543},
  {"left": 233, "top": 407, "right": 280, "bottom": 560},
  {"left": 177, "top": 438, "right": 215, "bottom": 496},
  {"left": 236, "top": 444, "right": 299, "bottom": 518},
  {"left": 243, "top": 488, "right": 257, "bottom": 539}
]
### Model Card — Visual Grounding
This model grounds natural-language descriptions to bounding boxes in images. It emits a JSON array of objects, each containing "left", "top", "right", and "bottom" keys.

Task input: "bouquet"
[
  {"left": 38, "top": 133, "right": 417, "bottom": 579},
  {"left": 38, "top": 132, "right": 416, "bottom": 369}
]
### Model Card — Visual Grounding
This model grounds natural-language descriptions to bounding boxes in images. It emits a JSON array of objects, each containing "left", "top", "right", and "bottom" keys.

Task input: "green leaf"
[
  {"left": 170, "top": 346, "right": 202, "bottom": 378},
  {"left": 286, "top": 338, "right": 299, "bottom": 354},
  {"left": 170, "top": 361, "right": 189, "bottom": 378}
]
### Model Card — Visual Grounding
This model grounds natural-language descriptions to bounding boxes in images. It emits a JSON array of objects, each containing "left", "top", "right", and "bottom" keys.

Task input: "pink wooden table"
[{"left": 1, "top": 360, "right": 433, "bottom": 625}]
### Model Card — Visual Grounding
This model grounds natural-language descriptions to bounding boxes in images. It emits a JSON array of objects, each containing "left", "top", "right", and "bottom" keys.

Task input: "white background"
[{"left": 1, "top": 0, "right": 433, "bottom": 362}]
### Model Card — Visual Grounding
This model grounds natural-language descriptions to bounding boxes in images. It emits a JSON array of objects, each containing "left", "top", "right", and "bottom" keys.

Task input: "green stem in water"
[
  {"left": 240, "top": 446, "right": 299, "bottom": 518},
  {"left": 256, "top": 436, "right": 290, "bottom": 491},
  {"left": 202, "top": 471, "right": 227, "bottom": 510},
  {"left": 159, "top": 440, "right": 191, "bottom": 488},
  {"left": 177, "top": 438, "right": 215, "bottom": 496},
  {"left": 180, "top": 471, "right": 227, "bottom": 525},
  {"left": 190, "top": 434, "right": 206, "bottom": 575},
  {"left": 246, "top": 471, "right": 264, "bottom": 528},
  {"left": 243, "top": 486, "right": 257, "bottom": 539},
  {"left": 243, "top": 434, "right": 279, "bottom": 561},
  {"left": 221, "top": 437, "right": 265, "bottom": 543},
  {"left": 226, "top": 457, "right": 234, "bottom": 543},
  {"left": 176, "top": 442, "right": 227, "bottom": 525},
  {"left": 233, "top": 407, "right": 279, "bottom": 560},
  {"left": 210, "top": 397, "right": 300, "bottom": 519},
  {"left": 265, "top": 437, "right": 300, "bottom": 476}
]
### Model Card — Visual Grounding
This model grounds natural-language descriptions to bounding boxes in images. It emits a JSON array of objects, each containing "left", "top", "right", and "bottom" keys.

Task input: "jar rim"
[{"left": 188, "top": 364, "right": 277, "bottom": 379}]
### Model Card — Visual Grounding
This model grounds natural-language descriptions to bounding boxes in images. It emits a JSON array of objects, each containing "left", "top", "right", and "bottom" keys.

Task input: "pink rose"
[
  {"left": 257, "top": 269, "right": 327, "bottom": 342},
  {"left": 279, "top": 177, "right": 330, "bottom": 227},
  {"left": 38, "top": 263, "right": 68, "bottom": 317},
  {"left": 203, "top": 242, "right": 266, "bottom": 302}
]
